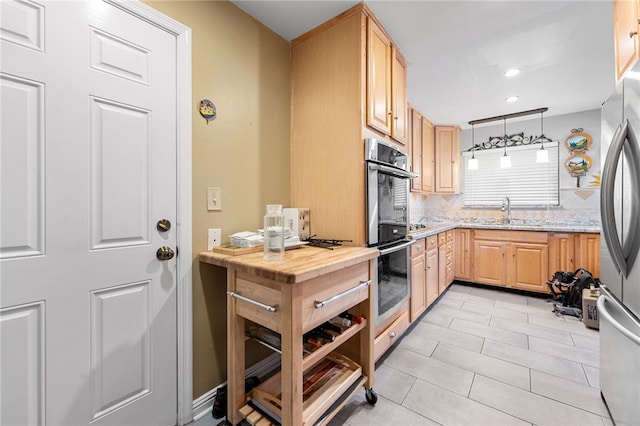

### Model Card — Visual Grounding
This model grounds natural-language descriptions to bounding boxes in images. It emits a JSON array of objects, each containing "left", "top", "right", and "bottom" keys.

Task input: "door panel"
[
  {"left": 0, "top": 1, "right": 178, "bottom": 425},
  {"left": 0, "top": 302, "right": 45, "bottom": 426}
]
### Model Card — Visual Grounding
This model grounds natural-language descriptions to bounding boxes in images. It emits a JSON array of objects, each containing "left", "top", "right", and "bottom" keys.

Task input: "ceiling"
[{"left": 231, "top": 0, "right": 617, "bottom": 129}]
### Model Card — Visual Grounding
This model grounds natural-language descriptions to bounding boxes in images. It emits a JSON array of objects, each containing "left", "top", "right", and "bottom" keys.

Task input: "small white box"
[{"left": 283, "top": 208, "right": 310, "bottom": 240}]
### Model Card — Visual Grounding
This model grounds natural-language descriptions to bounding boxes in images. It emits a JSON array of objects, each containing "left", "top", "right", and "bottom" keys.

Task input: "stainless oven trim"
[
  {"left": 373, "top": 239, "right": 415, "bottom": 326},
  {"left": 367, "top": 161, "right": 419, "bottom": 179}
]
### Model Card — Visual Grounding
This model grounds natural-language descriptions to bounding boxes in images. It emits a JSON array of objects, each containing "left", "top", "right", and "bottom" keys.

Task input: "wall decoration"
[
  {"left": 565, "top": 130, "right": 592, "bottom": 153},
  {"left": 199, "top": 99, "right": 216, "bottom": 123},
  {"left": 565, "top": 153, "right": 592, "bottom": 187}
]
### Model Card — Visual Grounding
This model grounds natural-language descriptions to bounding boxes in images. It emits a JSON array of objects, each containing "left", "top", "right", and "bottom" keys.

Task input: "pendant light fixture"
[
  {"left": 468, "top": 124, "right": 479, "bottom": 170},
  {"left": 500, "top": 118, "right": 512, "bottom": 168},
  {"left": 536, "top": 110, "right": 549, "bottom": 163}
]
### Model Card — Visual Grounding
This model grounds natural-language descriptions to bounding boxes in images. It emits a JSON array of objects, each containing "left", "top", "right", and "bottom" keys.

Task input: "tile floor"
[{"left": 194, "top": 283, "right": 611, "bottom": 426}]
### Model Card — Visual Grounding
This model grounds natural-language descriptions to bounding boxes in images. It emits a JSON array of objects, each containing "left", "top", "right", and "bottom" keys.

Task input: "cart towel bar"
[
  {"left": 314, "top": 280, "right": 372, "bottom": 309},
  {"left": 226, "top": 291, "right": 279, "bottom": 312}
]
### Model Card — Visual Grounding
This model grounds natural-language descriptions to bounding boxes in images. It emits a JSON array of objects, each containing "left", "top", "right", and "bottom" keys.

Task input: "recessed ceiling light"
[
  {"left": 505, "top": 96, "right": 519, "bottom": 103},
  {"left": 504, "top": 68, "right": 521, "bottom": 77}
]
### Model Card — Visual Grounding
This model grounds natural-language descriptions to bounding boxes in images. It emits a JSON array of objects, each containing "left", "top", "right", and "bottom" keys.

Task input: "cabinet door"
[
  {"left": 434, "top": 125, "right": 461, "bottom": 193},
  {"left": 421, "top": 117, "right": 434, "bottom": 192},
  {"left": 367, "top": 18, "right": 392, "bottom": 135},
  {"left": 446, "top": 243, "right": 455, "bottom": 286},
  {"left": 473, "top": 240, "right": 506, "bottom": 285},
  {"left": 391, "top": 48, "right": 408, "bottom": 145},
  {"left": 509, "top": 243, "right": 549, "bottom": 293},
  {"left": 410, "top": 109, "right": 422, "bottom": 192},
  {"left": 549, "top": 233, "right": 576, "bottom": 274},
  {"left": 613, "top": 0, "right": 640, "bottom": 80},
  {"left": 425, "top": 248, "right": 439, "bottom": 306},
  {"left": 454, "top": 229, "right": 472, "bottom": 281},
  {"left": 438, "top": 247, "right": 447, "bottom": 293},
  {"left": 576, "top": 233, "right": 601, "bottom": 278},
  {"left": 410, "top": 252, "right": 426, "bottom": 322}
]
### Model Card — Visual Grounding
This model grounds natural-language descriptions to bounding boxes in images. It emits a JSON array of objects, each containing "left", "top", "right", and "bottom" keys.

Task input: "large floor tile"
[
  {"left": 334, "top": 392, "right": 438, "bottom": 426},
  {"left": 490, "top": 315, "right": 574, "bottom": 345},
  {"left": 529, "top": 335, "right": 599, "bottom": 367},
  {"left": 411, "top": 321, "right": 484, "bottom": 352},
  {"left": 373, "top": 364, "right": 416, "bottom": 404},
  {"left": 430, "top": 304, "right": 492, "bottom": 325},
  {"left": 469, "top": 286, "right": 529, "bottom": 305},
  {"left": 469, "top": 375, "right": 605, "bottom": 426},
  {"left": 421, "top": 309, "right": 454, "bottom": 327},
  {"left": 583, "top": 364, "right": 600, "bottom": 388},
  {"left": 431, "top": 342, "right": 530, "bottom": 390},
  {"left": 530, "top": 370, "right": 609, "bottom": 417},
  {"left": 571, "top": 331, "right": 599, "bottom": 350},
  {"left": 403, "top": 378, "right": 531, "bottom": 426},
  {"left": 482, "top": 339, "right": 589, "bottom": 385},
  {"left": 397, "top": 330, "right": 439, "bottom": 357},
  {"left": 462, "top": 301, "right": 529, "bottom": 322},
  {"left": 495, "top": 299, "right": 559, "bottom": 319},
  {"left": 444, "top": 290, "right": 498, "bottom": 306},
  {"left": 449, "top": 318, "right": 529, "bottom": 348},
  {"left": 384, "top": 347, "right": 474, "bottom": 396},
  {"left": 528, "top": 312, "right": 600, "bottom": 337},
  {"left": 448, "top": 284, "right": 473, "bottom": 294},
  {"left": 437, "top": 295, "right": 464, "bottom": 309}
]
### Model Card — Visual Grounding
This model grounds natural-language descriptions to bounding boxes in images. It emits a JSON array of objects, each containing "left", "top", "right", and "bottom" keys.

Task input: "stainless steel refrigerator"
[{"left": 599, "top": 60, "right": 640, "bottom": 426}]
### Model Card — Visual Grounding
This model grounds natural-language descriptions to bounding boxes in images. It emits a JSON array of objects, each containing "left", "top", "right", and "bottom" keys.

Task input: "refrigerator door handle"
[
  {"left": 598, "top": 285, "right": 640, "bottom": 346},
  {"left": 623, "top": 120, "right": 640, "bottom": 274},
  {"left": 601, "top": 121, "right": 628, "bottom": 276}
]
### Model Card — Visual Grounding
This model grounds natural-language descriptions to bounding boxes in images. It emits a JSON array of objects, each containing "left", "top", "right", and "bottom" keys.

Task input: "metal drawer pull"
[
  {"left": 314, "top": 280, "right": 371, "bottom": 309},
  {"left": 227, "top": 291, "right": 278, "bottom": 312}
]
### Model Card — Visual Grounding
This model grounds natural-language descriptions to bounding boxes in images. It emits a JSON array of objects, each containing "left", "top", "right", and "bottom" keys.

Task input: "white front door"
[{"left": 1, "top": 1, "right": 179, "bottom": 424}]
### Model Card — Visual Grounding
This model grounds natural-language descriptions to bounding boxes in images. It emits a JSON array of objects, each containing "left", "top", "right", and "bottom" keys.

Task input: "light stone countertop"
[{"left": 409, "top": 221, "right": 601, "bottom": 240}]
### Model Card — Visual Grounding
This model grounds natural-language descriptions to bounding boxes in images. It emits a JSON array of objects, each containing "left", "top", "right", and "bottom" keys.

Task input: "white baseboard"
[{"left": 191, "top": 352, "right": 281, "bottom": 421}]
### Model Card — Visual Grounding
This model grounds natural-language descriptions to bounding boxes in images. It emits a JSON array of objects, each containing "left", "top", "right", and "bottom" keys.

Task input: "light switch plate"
[{"left": 207, "top": 187, "right": 222, "bottom": 211}]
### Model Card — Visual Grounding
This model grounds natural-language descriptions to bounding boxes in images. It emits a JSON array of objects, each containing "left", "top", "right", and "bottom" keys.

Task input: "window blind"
[{"left": 462, "top": 141, "right": 559, "bottom": 207}]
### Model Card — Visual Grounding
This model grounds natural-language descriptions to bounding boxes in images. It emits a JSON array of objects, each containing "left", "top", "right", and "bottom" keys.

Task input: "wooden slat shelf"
[{"left": 302, "top": 319, "right": 366, "bottom": 370}]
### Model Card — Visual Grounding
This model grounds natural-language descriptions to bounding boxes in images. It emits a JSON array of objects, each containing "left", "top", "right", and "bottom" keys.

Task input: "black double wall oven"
[{"left": 365, "top": 139, "right": 418, "bottom": 328}]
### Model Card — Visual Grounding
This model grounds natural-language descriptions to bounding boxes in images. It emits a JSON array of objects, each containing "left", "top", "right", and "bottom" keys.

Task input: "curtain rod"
[{"left": 468, "top": 107, "right": 548, "bottom": 125}]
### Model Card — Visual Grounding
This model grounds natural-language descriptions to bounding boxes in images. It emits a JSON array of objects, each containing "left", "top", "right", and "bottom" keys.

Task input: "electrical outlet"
[
  {"left": 207, "top": 187, "right": 222, "bottom": 211},
  {"left": 207, "top": 228, "right": 221, "bottom": 250}
]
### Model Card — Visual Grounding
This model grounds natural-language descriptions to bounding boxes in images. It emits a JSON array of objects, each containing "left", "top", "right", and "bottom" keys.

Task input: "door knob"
[
  {"left": 157, "top": 219, "right": 171, "bottom": 232},
  {"left": 156, "top": 246, "right": 175, "bottom": 261}
]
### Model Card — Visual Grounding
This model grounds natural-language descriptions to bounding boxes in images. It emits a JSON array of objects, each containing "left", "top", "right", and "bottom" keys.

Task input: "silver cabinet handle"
[
  {"left": 389, "top": 331, "right": 397, "bottom": 338},
  {"left": 227, "top": 291, "right": 278, "bottom": 312},
  {"left": 598, "top": 286, "right": 640, "bottom": 346},
  {"left": 314, "top": 280, "right": 371, "bottom": 309}
]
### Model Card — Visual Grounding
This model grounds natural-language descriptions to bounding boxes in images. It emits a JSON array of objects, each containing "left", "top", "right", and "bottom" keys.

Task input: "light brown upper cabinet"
[
  {"left": 434, "top": 125, "right": 461, "bottom": 193},
  {"left": 409, "top": 109, "right": 434, "bottom": 192},
  {"left": 290, "top": 4, "right": 409, "bottom": 246},
  {"left": 367, "top": 18, "right": 408, "bottom": 145},
  {"left": 613, "top": 0, "right": 640, "bottom": 80}
]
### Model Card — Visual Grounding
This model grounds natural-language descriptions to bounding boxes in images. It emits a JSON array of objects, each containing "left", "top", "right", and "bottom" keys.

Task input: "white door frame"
[{"left": 103, "top": 1, "right": 193, "bottom": 424}]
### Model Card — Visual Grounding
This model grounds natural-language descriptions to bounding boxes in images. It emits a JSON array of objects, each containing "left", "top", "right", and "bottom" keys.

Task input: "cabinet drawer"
[
  {"left": 446, "top": 230, "right": 453, "bottom": 242},
  {"left": 438, "top": 232, "right": 446, "bottom": 246},
  {"left": 301, "top": 262, "right": 370, "bottom": 332},
  {"left": 374, "top": 311, "right": 409, "bottom": 361},
  {"left": 426, "top": 235, "right": 438, "bottom": 250},
  {"left": 411, "top": 239, "right": 426, "bottom": 257},
  {"left": 446, "top": 242, "right": 453, "bottom": 254}
]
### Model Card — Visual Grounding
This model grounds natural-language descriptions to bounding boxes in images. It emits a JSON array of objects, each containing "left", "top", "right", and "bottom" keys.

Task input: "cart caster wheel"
[{"left": 365, "top": 388, "right": 377, "bottom": 405}]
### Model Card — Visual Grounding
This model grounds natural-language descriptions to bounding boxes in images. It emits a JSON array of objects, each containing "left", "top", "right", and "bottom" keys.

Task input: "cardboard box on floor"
[{"left": 582, "top": 288, "right": 600, "bottom": 329}]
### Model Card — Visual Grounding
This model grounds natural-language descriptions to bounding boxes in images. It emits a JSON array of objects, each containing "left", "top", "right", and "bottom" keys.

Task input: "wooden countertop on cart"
[{"left": 199, "top": 245, "right": 379, "bottom": 284}]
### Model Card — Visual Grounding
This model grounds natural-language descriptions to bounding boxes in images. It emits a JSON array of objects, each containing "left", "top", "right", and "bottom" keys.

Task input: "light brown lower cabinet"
[
  {"left": 549, "top": 232, "right": 601, "bottom": 278},
  {"left": 409, "top": 239, "right": 426, "bottom": 322},
  {"left": 472, "top": 230, "right": 549, "bottom": 293},
  {"left": 425, "top": 246, "right": 439, "bottom": 306},
  {"left": 454, "top": 228, "right": 472, "bottom": 281}
]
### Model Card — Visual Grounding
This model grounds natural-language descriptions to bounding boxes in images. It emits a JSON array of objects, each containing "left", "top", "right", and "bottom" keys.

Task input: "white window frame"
[{"left": 462, "top": 141, "right": 559, "bottom": 208}]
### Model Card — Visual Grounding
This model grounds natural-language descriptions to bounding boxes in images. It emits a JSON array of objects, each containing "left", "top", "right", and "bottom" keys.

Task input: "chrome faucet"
[{"left": 501, "top": 196, "right": 512, "bottom": 224}]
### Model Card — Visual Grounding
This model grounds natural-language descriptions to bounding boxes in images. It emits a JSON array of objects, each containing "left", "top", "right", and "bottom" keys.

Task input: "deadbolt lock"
[
  {"left": 156, "top": 246, "right": 175, "bottom": 261},
  {"left": 157, "top": 219, "right": 171, "bottom": 232}
]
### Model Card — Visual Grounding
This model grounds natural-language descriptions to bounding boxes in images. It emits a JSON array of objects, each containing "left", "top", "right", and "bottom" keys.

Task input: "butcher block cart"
[{"left": 199, "top": 245, "right": 379, "bottom": 425}]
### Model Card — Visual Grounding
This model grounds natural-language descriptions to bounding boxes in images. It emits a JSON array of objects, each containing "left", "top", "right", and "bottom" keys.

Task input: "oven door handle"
[
  {"left": 367, "top": 162, "right": 419, "bottom": 179},
  {"left": 379, "top": 239, "right": 416, "bottom": 256}
]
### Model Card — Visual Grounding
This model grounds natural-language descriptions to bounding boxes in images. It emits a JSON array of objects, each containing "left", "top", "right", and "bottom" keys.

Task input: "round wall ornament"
[
  {"left": 199, "top": 99, "right": 216, "bottom": 123},
  {"left": 565, "top": 132, "right": 592, "bottom": 153}
]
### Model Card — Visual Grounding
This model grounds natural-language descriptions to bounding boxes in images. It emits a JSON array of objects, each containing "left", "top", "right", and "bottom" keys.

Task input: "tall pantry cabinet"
[{"left": 290, "top": 4, "right": 408, "bottom": 246}]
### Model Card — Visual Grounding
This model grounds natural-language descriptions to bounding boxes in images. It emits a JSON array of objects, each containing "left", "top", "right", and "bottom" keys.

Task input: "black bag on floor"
[{"left": 547, "top": 268, "right": 599, "bottom": 318}]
